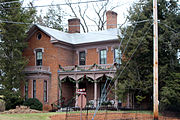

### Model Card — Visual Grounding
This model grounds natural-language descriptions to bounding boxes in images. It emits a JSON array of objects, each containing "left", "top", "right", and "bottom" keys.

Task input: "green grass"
[
  {"left": 0, "top": 110, "right": 153, "bottom": 120},
  {"left": 0, "top": 112, "right": 63, "bottom": 120}
]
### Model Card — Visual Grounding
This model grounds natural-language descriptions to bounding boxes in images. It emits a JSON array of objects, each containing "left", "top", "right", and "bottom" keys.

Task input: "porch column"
[
  {"left": 114, "top": 79, "right": 118, "bottom": 108},
  {"left": 58, "top": 74, "right": 62, "bottom": 107},
  {"left": 75, "top": 80, "right": 79, "bottom": 107},
  {"left": 94, "top": 80, "right": 97, "bottom": 107},
  {"left": 127, "top": 92, "right": 130, "bottom": 108}
]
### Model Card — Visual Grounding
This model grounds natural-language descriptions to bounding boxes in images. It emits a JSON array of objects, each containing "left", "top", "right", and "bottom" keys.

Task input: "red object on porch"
[{"left": 78, "top": 94, "right": 86, "bottom": 108}]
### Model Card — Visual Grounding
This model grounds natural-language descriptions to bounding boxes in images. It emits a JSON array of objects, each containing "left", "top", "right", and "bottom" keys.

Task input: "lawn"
[
  {"left": 0, "top": 112, "right": 63, "bottom": 120},
  {"left": 0, "top": 110, "right": 154, "bottom": 120}
]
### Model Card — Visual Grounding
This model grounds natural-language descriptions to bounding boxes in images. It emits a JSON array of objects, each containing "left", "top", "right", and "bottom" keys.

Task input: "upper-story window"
[
  {"left": 36, "top": 50, "right": 42, "bottom": 66},
  {"left": 114, "top": 48, "right": 122, "bottom": 64},
  {"left": 100, "top": 49, "right": 107, "bottom": 64},
  {"left": 79, "top": 51, "right": 86, "bottom": 65},
  {"left": 34, "top": 48, "right": 44, "bottom": 66}
]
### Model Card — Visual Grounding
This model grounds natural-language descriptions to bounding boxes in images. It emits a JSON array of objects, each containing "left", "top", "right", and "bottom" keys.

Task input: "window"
[
  {"left": 33, "top": 80, "right": 36, "bottom": 98},
  {"left": 44, "top": 80, "right": 48, "bottom": 102},
  {"left": 25, "top": 81, "right": 28, "bottom": 100},
  {"left": 100, "top": 49, "right": 107, "bottom": 64},
  {"left": 114, "top": 48, "right": 122, "bottom": 64},
  {"left": 37, "top": 32, "right": 42, "bottom": 40},
  {"left": 79, "top": 51, "right": 86, "bottom": 65},
  {"left": 36, "top": 50, "right": 42, "bottom": 66},
  {"left": 34, "top": 48, "right": 44, "bottom": 66}
]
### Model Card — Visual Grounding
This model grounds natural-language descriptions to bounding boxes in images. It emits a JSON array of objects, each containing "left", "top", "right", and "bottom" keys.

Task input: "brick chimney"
[
  {"left": 68, "top": 18, "right": 80, "bottom": 33},
  {"left": 106, "top": 11, "right": 117, "bottom": 29}
]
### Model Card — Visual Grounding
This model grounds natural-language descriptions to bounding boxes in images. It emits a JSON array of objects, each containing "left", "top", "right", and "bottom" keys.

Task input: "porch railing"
[
  {"left": 59, "top": 64, "right": 117, "bottom": 72},
  {"left": 24, "top": 66, "right": 50, "bottom": 73}
]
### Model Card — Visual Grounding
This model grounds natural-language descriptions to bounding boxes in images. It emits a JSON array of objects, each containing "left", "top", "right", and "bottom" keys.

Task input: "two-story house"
[{"left": 22, "top": 11, "right": 122, "bottom": 111}]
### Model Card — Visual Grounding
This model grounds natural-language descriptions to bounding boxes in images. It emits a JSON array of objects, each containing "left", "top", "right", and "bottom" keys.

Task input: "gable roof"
[{"left": 28, "top": 24, "right": 120, "bottom": 45}]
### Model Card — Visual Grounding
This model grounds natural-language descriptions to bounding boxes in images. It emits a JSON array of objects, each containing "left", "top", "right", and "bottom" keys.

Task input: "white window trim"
[
  {"left": 33, "top": 48, "right": 44, "bottom": 66},
  {"left": 97, "top": 47, "right": 108, "bottom": 64},
  {"left": 96, "top": 46, "right": 108, "bottom": 53},
  {"left": 76, "top": 49, "right": 87, "bottom": 65},
  {"left": 99, "top": 49, "right": 108, "bottom": 65}
]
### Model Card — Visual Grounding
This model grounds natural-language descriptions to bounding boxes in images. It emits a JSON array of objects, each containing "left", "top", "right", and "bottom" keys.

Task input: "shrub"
[
  {"left": 101, "top": 101, "right": 112, "bottom": 106},
  {"left": 2, "top": 91, "right": 24, "bottom": 110},
  {"left": 23, "top": 98, "right": 43, "bottom": 111}
]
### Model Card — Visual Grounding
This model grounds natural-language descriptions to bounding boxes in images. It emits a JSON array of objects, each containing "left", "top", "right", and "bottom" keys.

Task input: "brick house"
[{"left": 22, "top": 11, "right": 123, "bottom": 111}]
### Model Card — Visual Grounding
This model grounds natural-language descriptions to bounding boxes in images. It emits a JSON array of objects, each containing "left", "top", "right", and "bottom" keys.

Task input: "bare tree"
[
  {"left": 65, "top": 0, "right": 120, "bottom": 33},
  {"left": 66, "top": 0, "right": 89, "bottom": 32}
]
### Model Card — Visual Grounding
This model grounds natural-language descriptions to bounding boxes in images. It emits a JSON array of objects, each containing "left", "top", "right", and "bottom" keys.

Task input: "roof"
[{"left": 29, "top": 24, "right": 120, "bottom": 45}]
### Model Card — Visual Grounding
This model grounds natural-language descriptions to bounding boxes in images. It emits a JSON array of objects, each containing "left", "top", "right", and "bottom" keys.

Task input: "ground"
[
  {"left": 0, "top": 111, "right": 179, "bottom": 120},
  {"left": 50, "top": 111, "right": 180, "bottom": 120}
]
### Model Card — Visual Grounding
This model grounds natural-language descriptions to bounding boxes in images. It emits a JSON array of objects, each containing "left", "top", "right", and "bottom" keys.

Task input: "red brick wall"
[
  {"left": 106, "top": 11, "right": 117, "bottom": 29},
  {"left": 86, "top": 47, "right": 114, "bottom": 65},
  {"left": 74, "top": 52, "right": 78, "bottom": 65},
  {"left": 23, "top": 29, "right": 60, "bottom": 110},
  {"left": 68, "top": 18, "right": 80, "bottom": 33},
  {"left": 86, "top": 48, "right": 98, "bottom": 65},
  {"left": 23, "top": 28, "right": 118, "bottom": 111},
  {"left": 57, "top": 47, "right": 75, "bottom": 67},
  {"left": 107, "top": 47, "right": 114, "bottom": 64}
]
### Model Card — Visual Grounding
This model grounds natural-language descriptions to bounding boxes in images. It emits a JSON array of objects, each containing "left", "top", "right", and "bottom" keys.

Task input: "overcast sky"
[{"left": 22, "top": 0, "right": 138, "bottom": 31}]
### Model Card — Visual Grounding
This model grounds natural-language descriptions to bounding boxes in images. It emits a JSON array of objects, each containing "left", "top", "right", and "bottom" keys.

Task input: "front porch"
[{"left": 58, "top": 64, "right": 118, "bottom": 108}]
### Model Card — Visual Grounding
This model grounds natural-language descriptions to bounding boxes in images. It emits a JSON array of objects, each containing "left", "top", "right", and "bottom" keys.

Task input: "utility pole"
[{"left": 153, "top": 0, "right": 158, "bottom": 119}]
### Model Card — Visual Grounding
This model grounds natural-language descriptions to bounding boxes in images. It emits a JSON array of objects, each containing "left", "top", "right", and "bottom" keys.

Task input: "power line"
[
  {"left": 105, "top": 23, "right": 153, "bottom": 105},
  {"left": 0, "top": 19, "right": 150, "bottom": 25},
  {"left": 0, "top": 1, "right": 20, "bottom": 5},
  {"left": 1, "top": 0, "right": 107, "bottom": 9},
  {"left": 116, "top": 3, "right": 149, "bottom": 79},
  {"left": 159, "top": 22, "right": 179, "bottom": 33},
  {"left": 92, "top": 1, "right": 150, "bottom": 118},
  {"left": 96, "top": 24, "right": 152, "bottom": 117}
]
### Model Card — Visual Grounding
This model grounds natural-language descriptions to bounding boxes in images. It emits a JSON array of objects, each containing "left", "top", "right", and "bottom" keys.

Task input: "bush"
[
  {"left": 23, "top": 98, "right": 43, "bottom": 111},
  {"left": 2, "top": 91, "right": 24, "bottom": 110},
  {"left": 101, "top": 101, "right": 112, "bottom": 106}
]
